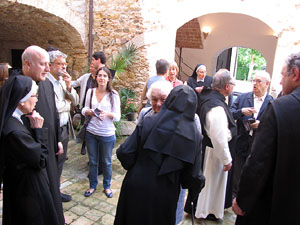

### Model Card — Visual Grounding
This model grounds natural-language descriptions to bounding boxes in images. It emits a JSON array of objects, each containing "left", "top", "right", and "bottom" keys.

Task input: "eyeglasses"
[
  {"left": 229, "top": 82, "right": 235, "bottom": 86},
  {"left": 31, "top": 94, "right": 38, "bottom": 98},
  {"left": 252, "top": 79, "right": 263, "bottom": 84},
  {"left": 53, "top": 62, "right": 68, "bottom": 67}
]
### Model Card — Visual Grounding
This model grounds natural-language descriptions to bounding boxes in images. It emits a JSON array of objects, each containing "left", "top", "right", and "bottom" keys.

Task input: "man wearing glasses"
[
  {"left": 47, "top": 49, "right": 79, "bottom": 202},
  {"left": 230, "top": 70, "right": 273, "bottom": 198}
]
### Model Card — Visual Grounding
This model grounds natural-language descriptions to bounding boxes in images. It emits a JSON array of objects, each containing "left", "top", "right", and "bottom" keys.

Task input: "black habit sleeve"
[
  {"left": 5, "top": 126, "right": 49, "bottom": 169},
  {"left": 236, "top": 104, "right": 277, "bottom": 213},
  {"left": 117, "top": 125, "right": 142, "bottom": 170},
  {"left": 181, "top": 136, "right": 205, "bottom": 201}
]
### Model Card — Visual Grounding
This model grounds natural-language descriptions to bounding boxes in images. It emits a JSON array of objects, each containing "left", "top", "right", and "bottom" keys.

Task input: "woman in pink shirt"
[{"left": 165, "top": 61, "right": 183, "bottom": 87}]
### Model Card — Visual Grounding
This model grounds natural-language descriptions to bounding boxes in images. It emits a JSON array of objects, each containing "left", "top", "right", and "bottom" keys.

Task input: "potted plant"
[{"left": 119, "top": 87, "right": 138, "bottom": 121}]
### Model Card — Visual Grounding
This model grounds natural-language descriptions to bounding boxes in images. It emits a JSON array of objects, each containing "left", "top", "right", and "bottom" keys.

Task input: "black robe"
[
  {"left": 9, "top": 72, "right": 64, "bottom": 224},
  {"left": 114, "top": 85, "right": 205, "bottom": 225},
  {"left": 2, "top": 117, "right": 60, "bottom": 225},
  {"left": 235, "top": 86, "right": 300, "bottom": 225},
  {"left": 32, "top": 78, "right": 65, "bottom": 224},
  {"left": 114, "top": 117, "right": 203, "bottom": 225}
]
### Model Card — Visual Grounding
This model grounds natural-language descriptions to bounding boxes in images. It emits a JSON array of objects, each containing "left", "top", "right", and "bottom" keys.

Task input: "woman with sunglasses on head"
[
  {"left": 82, "top": 67, "right": 121, "bottom": 198},
  {"left": 0, "top": 75, "right": 61, "bottom": 225}
]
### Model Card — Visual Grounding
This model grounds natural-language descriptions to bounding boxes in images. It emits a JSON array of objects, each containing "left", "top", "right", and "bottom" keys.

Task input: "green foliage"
[
  {"left": 114, "top": 119, "right": 125, "bottom": 138},
  {"left": 119, "top": 87, "right": 138, "bottom": 117},
  {"left": 236, "top": 47, "right": 267, "bottom": 80},
  {"left": 110, "top": 43, "right": 138, "bottom": 79}
]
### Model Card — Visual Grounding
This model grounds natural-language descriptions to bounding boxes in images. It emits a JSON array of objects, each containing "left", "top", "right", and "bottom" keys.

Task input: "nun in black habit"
[
  {"left": 187, "top": 64, "right": 213, "bottom": 92},
  {"left": 114, "top": 85, "right": 205, "bottom": 225},
  {"left": 187, "top": 64, "right": 213, "bottom": 119},
  {"left": 0, "top": 76, "right": 61, "bottom": 225}
]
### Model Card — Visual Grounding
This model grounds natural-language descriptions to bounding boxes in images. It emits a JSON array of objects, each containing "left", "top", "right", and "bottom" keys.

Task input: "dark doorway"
[
  {"left": 216, "top": 48, "right": 232, "bottom": 71},
  {"left": 11, "top": 49, "right": 24, "bottom": 69}
]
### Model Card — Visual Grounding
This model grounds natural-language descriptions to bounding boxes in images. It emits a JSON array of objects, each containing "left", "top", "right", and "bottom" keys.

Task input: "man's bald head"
[{"left": 22, "top": 46, "right": 50, "bottom": 82}]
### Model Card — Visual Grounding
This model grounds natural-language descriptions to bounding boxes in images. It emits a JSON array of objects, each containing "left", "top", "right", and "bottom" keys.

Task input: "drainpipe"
[
  {"left": 178, "top": 47, "right": 182, "bottom": 79},
  {"left": 88, "top": 0, "right": 94, "bottom": 64}
]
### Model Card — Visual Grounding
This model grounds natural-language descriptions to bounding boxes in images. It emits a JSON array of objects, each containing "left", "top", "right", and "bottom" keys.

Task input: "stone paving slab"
[
  {"left": 62, "top": 138, "right": 236, "bottom": 225},
  {"left": 0, "top": 138, "right": 237, "bottom": 225}
]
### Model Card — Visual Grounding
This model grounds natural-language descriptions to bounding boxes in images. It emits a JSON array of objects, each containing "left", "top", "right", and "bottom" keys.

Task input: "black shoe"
[
  {"left": 81, "top": 146, "right": 86, "bottom": 155},
  {"left": 205, "top": 214, "right": 218, "bottom": 221},
  {"left": 61, "top": 193, "right": 72, "bottom": 202}
]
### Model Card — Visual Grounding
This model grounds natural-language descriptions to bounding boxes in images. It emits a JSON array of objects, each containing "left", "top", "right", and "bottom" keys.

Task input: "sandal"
[
  {"left": 84, "top": 188, "right": 96, "bottom": 197},
  {"left": 103, "top": 189, "right": 113, "bottom": 198}
]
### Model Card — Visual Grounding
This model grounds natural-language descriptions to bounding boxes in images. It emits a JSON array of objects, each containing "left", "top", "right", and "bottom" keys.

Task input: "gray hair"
[
  {"left": 146, "top": 80, "right": 173, "bottom": 100},
  {"left": 212, "top": 69, "right": 232, "bottom": 90},
  {"left": 253, "top": 70, "right": 271, "bottom": 82},
  {"left": 286, "top": 52, "right": 300, "bottom": 75},
  {"left": 48, "top": 50, "right": 67, "bottom": 63}
]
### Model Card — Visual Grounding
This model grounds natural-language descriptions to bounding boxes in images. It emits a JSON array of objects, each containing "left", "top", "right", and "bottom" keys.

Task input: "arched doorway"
[
  {"left": 174, "top": 13, "right": 278, "bottom": 83},
  {"left": 0, "top": 1, "right": 87, "bottom": 75},
  {"left": 217, "top": 47, "right": 267, "bottom": 93}
]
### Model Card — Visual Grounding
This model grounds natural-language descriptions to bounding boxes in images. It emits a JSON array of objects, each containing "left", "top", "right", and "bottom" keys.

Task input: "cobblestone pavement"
[{"left": 0, "top": 138, "right": 237, "bottom": 225}]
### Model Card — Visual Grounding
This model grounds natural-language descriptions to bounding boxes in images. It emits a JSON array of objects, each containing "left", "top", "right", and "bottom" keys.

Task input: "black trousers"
[{"left": 58, "top": 125, "right": 69, "bottom": 185}]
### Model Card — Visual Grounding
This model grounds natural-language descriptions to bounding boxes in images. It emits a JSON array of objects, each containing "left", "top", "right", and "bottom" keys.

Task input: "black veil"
[
  {"left": 0, "top": 75, "right": 33, "bottom": 186},
  {"left": 143, "top": 85, "right": 200, "bottom": 168}
]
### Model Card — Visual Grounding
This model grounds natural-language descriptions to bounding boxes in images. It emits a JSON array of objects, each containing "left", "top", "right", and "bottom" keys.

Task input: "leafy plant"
[
  {"left": 236, "top": 47, "right": 266, "bottom": 81},
  {"left": 114, "top": 119, "right": 125, "bottom": 138},
  {"left": 110, "top": 43, "right": 138, "bottom": 79},
  {"left": 119, "top": 87, "right": 138, "bottom": 118}
]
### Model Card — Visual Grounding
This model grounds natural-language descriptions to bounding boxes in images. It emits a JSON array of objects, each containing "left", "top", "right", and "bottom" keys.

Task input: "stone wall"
[
  {"left": 2, "top": 0, "right": 300, "bottom": 98},
  {"left": 92, "top": 0, "right": 149, "bottom": 97}
]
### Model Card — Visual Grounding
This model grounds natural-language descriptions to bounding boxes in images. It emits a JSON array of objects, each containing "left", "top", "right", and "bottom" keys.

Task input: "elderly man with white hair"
[{"left": 230, "top": 70, "right": 273, "bottom": 199}]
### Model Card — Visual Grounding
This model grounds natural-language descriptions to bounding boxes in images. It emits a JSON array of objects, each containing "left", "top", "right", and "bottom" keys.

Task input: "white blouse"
[{"left": 82, "top": 88, "right": 121, "bottom": 137}]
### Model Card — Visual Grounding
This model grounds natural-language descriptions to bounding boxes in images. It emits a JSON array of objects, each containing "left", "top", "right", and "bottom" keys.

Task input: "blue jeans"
[{"left": 85, "top": 131, "right": 116, "bottom": 189}]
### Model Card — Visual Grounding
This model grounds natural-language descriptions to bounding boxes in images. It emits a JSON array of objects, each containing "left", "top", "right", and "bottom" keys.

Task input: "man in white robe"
[{"left": 195, "top": 69, "right": 236, "bottom": 220}]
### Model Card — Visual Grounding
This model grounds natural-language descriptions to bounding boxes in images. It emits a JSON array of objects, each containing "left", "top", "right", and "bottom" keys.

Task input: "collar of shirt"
[
  {"left": 197, "top": 77, "right": 204, "bottom": 82},
  {"left": 12, "top": 108, "right": 24, "bottom": 124},
  {"left": 253, "top": 93, "right": 267, "bottom": 102},
  {"left": 47, "top": 73, "right": 60, "bottom": 85}
]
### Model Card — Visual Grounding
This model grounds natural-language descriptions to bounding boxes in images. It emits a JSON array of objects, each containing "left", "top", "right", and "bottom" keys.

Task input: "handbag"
[{"left": 76, "top": 89, "right": 93, "bottom": 141}]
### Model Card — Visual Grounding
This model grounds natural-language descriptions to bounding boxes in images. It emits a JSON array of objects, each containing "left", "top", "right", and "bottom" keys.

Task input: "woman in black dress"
[
  {"left": 0, "top": 75, "right": 61, "bottom": 225},
  {"left": 114, "top": 85, "right": 205, "bottom": 225}
]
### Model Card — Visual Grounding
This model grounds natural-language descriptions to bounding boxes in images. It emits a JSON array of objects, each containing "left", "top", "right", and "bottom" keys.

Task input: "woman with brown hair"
[
  {"left": 82, "top": 67, "right": 121, "bottom": 198},
  {"left": 0, "top": 63, "right": 11, "bottom": 87}
]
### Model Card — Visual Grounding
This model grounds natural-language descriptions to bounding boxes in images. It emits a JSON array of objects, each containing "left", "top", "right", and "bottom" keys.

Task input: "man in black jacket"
[
  {"left": 230, "top": 70, "right": 273, "bottom": 197},
  {"left": 232, "top": 52, "right": 300, "bottom": 225}
]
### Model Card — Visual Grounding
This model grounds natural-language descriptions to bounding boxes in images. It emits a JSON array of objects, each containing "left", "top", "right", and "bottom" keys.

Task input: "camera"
[{"left": 248, "top": 118, "right": 256, "bottom": 124}]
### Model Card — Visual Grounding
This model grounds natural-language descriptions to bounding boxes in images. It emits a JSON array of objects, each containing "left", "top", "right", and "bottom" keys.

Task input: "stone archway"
[
  {"left": 0, "top": 1, "right": 87, "bottom": 76},
  {"left": 174, "top": 13, "right": 278, "bottom": 82},
  {"left": 139, "top": 0, "right": 300, "bottom": 95}
]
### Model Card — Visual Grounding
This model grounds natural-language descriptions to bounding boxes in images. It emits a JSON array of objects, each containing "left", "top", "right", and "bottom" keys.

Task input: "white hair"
[
  {"left": 146, "top": 80, "right": 173, "bottom": 101},
  {"left": 254, "top": 70, "right": 271, "bottom": 82}
]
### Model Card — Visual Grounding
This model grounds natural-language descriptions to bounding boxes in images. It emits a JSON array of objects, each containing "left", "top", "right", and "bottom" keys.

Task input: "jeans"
[{"left": 85, "top": 131, "right": 116, "bottom": 189}]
